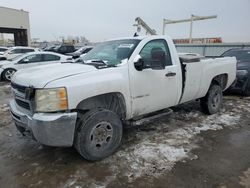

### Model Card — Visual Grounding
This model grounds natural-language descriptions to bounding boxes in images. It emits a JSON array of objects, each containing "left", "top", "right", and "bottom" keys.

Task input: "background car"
[
  {"left": 66, "top": 46, "right": 93, "bottom": 59},
  {"left": 0, "top": 46, "right": 8, "bottom": 55},
  {"left": 45, "top": 44, "right": 76, "bottom": 55},
  {"left": 221, "top": 48, "right": 250, "bottom": 95},
  {"left": 0, "top": 51, "right": 72, "bottom": 81},
  {"left": 0, "top": 46, "right": 39, "bottom": 61}
]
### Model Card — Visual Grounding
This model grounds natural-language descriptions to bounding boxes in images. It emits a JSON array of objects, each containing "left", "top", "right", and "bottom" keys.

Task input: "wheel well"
[
  {"left": 211, "top": 74, "right": 228, "bottom": 90},
  {"left": 76, "top": 92, "right": 126, "bottom": 121}
]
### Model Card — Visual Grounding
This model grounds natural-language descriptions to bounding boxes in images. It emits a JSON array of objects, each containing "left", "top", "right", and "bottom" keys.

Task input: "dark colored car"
[
  {"left": 45, "top": 44, "right": 76, "bottom": 55},
  {"left": 66, "top": 46, "right": 93, "bottom": 59},
  {"left": 221, "top": 48, "right": 250, "bottom": 95}
]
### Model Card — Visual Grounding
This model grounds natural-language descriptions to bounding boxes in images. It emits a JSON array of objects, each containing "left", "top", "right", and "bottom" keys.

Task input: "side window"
[
  {"left": 59, "top": 46, "right": 67, "bottom": 52},
  {"left": 139, "top": 39, "right": 172, "bottom": 67},
  {"left": 20, "top": 54, "right": 42, "bottom": 63},
  {"left": 21, "top": 49, "right": 34, "bottom": 53},
  {"left": 43, "top": 54, "right": 60, "bottom": 61},
  {"left": 11, "top": 49, "right": 22, "bottom": 54}
]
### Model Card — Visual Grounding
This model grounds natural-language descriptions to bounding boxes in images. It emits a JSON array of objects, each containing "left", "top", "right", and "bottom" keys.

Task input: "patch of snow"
[{"left": 104, "top": 112, "right": 242, "bottom": 181}]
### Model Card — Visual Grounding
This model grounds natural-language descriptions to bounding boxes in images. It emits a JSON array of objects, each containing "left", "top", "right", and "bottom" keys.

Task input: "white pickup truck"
[{"left": 9, "top": 36, "right": 236, "bottom": 161}]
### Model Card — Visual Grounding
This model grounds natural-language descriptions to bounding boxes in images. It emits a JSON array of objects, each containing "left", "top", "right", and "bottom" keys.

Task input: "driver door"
[{"left": 129, "top": 39, "right": 180, "bottom": 117}]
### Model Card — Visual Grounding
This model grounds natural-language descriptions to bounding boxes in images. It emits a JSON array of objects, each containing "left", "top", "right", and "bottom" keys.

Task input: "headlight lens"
[
  {"left": 237, "top": 70, "right": 248, "bottom": 77},
  {"left": 35, "top": 87, "right": 68, "bottom": 112}
]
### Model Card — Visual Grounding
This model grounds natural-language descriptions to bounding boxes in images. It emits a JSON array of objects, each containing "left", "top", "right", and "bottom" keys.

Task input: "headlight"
[
  {"left": 35, "top": 87, "right": 68, "bottom": 112},
  {"left": 237, "top": 70, "right": 248, "bottom": 76}
]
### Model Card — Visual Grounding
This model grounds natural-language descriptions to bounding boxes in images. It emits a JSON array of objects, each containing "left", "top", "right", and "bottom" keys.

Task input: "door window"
[
  {"left": 11, "top": 49, "right": 22, "bottom": 54},
  {"left": 139, "top": 39, "right": 172, "bottom": 68},
  {"left": 21, "top": 49, "right": 35, "bottom": 53},
  {"left": 43, "top": 54, "right": 60, "bottom": 61},
  {"left": 20, "top": 54, "right": 42, "bottom": 63}
]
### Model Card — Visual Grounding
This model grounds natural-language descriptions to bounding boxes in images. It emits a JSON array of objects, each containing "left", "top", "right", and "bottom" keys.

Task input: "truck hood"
[{"left": 12, "top": 63, "right": 97, "bottom": 88}]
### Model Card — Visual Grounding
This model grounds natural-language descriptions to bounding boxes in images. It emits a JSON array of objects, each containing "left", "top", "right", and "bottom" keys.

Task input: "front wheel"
[
  {"left": 74, "top": 109, "right": 123, "bottom": 161},
  {"left": 2, "top": 68, "right": 16, "bottom": 81},
  {"left": 200, "top": 84, "right": 223, "bottom": 115}
]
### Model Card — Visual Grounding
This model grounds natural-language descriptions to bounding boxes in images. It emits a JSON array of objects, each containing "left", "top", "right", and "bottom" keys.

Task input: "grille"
[
  {"left": 15, "top": 99, "right": 30, "bottom": 110},
  {"left": 11, "top": 82, "right": 27, "bottom": 93}
]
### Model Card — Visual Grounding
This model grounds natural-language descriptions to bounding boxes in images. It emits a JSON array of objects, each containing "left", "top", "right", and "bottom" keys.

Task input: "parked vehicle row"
[
  {"left": 0, "top": 46, "right": 40, "bottom": 61},
  {"left": 44, "top": 44, "right": 76, "bottom": 55},
  {"left": 9, "top": 35, "right": 237, "bottom": 161},
  {"left": 0, "top": 52, "right": 72, "bottom": 81},
  {"left": 0, "top": 44, "right": 94, "bottom": 81}
]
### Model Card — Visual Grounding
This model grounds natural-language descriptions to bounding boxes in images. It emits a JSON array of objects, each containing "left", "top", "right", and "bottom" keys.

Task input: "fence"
[{"left": 176, "top": 43, "right": 250, "bottom": 56}]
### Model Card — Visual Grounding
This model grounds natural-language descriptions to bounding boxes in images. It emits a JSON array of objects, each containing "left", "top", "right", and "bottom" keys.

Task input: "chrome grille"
[{"left": 11, "top": 82, "right": 33, "bottom": 113}]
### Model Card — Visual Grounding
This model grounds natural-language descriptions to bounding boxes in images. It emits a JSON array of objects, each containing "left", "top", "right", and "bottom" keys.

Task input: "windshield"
[
  {"left": 82, "top": 39, "right": 141, "bottom": 65},
  {"left": 222, "top": 50, "right": 250, "bottom": 62}
]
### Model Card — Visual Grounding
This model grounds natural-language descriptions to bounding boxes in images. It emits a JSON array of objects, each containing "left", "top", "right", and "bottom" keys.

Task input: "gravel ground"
[{"left": 0, "top": 82, "right": 250, "bottom": 188}]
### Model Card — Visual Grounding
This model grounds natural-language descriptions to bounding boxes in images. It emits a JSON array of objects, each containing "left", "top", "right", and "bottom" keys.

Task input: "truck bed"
[{"left": 179, "top": 56, "right": 236, "bottom": 104}]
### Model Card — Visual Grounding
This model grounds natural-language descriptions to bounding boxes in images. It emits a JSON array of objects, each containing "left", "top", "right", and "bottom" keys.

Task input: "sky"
[{"left": 0, "top": 0, "right": 250, "bottom": 42}]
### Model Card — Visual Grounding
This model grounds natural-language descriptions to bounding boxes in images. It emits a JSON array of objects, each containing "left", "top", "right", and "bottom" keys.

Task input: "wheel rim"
[
  {"left": 211, "top": 91, "right": 221, "bottom": 108},
  {"left": 5, "top": 69, "right": 16, "bottom": 81},
  {"left": 89, "top": 121, "right": 113, "bottom": 150}
]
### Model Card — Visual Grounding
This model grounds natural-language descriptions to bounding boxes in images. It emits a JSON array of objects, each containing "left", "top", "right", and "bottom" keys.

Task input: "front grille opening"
[{"left": 15, "top": 99, "right": 30, "bottom": 110}]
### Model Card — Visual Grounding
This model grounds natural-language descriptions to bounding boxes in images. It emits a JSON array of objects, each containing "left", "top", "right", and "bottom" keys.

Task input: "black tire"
[
  {"left": 2, "top": 68, "right": 16, "bottom": 81},
  {"left": 200, "top": 84, "right": 223, "bottom": 115},
  {"left": 242, "top": 79, "right": 250, "bottom": 96},
  {"left": 74, "top": 109, "right": 123, "bottom": 161}
]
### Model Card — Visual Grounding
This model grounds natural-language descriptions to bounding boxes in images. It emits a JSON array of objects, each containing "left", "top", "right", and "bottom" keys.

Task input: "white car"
[
  {"left": 0, "top": 51, "right": 72, "bottom": 81},
  {"left": 0, "top": 46, "right": 8, "bottom": 55},
  {"left": 0, "top": 46, "right": 39, "bottom": 61}
]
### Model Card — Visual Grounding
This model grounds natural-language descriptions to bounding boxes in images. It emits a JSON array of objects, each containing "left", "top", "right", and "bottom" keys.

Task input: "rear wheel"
[
  {"left": 74, "top": 109, "right": 123, "bottom": 161},
  {"left": 200, "top": 84, "right": 223, "bottom": 115},
  {"left": 2, "top": 68, "right": 16, "bottom": 81}
]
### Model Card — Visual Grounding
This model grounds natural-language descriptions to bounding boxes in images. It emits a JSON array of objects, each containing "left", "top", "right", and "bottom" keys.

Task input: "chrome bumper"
[{"left": 9, "top": 100, "right": 77, "bottom": 147}]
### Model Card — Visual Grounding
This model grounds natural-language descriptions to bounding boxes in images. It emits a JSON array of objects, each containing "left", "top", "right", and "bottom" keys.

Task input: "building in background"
[{"left": 0, "top": 6, "right": 31, "bottom": 46}]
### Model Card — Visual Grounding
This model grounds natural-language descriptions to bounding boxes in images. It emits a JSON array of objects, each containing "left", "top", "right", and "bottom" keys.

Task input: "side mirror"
[{"left": 134, "top": 55, "right": 144, "bottom": 71}]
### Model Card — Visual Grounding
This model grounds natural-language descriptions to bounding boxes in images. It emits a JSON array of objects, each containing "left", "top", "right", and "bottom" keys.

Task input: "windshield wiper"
[{"left": 84, "top": 59, "right": 117, "bottom": 69}]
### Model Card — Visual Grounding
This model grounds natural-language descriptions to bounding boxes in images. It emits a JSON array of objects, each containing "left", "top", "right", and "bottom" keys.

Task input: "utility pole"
[{"left": 162, "top": 15, "right": 217, "bottom": 43}]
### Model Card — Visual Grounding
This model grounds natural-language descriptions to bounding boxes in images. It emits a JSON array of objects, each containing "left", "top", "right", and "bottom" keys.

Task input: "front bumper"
[
  {"left": 228, "top": 73, "right": 249, "bottom": 92},
  {"left": 9, "top": 100, "right": 77, "bottom": 147}
]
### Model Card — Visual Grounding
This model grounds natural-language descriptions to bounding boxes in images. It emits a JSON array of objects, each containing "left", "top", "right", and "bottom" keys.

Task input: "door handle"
[{"left": 165, "top": 72, "right": 176, "bottom": 77}]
